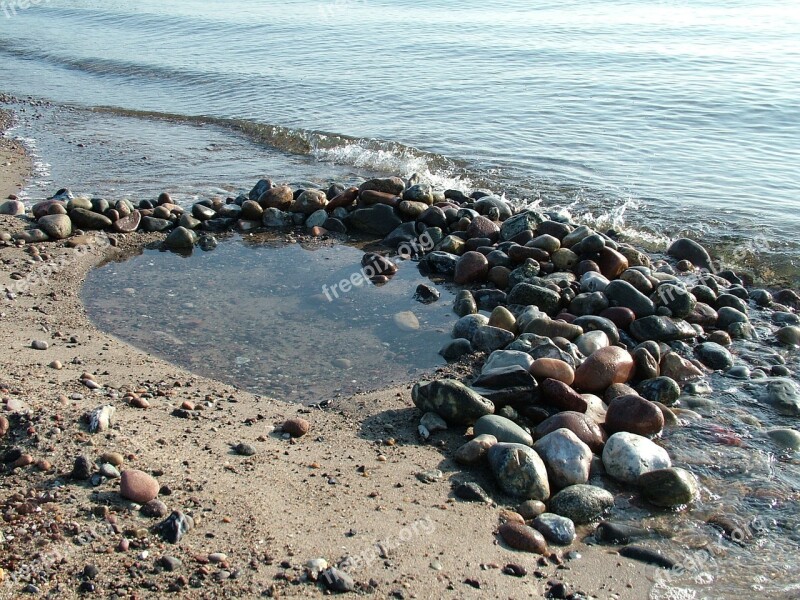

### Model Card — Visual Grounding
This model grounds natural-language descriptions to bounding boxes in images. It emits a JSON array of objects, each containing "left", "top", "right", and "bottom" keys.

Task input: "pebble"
[
  {"left": 533, "top": 513, "right": 576, "bottom": 546},
  {"left": 282, "top": 417, "right": 310, "bottom": 437},
  {"left": 71, "top": 455, "right": 93, "bottom": 480},
  {"left": 321, "top": 567, "right": 356, "bottom": 593},
  {"left": 455, "top": 482, "right": 492, "bottom": 502},
  {"left": 488, "top": 443, "right": 550, "bottom": 500},
  {"left": 49, "top": 360, "right": 63, "bottom": 370},
  {"left": 548, "top": 484, "right": 615, "bottom": 525},
  {"left": 393, "top": 310, "right": 420, "bottom": 331},
  {"left": 120, "top": 469, "right": 160, "bottom": 504},
  {"left": 0, "top": 416, "right": 8, "bottom": 437},
  {"left": 100, "top": 451, "right": 124, "bottom": 466},
  {"left": 533, "top": 428, "right": 592, "bottom": 489},
  {"left": 160, "top": 556, "right": 182, "bottom": 572},
  {"left": 412, "top": 379, "right": 494, "bottom": 425},
  {"left": 497, "top": 522, "right": 548, "bottom": 554},
  {"left": 530, "top": 358, "right": 574, "bottom": 385},
  {"left": 635, "top": 376, "right": 681, "bottom": 406},
  {"left": 234, "top": 442, "right": 257, "bottom": 456},
  {"left": 638, "top": 467, "right": 699, "bottom": 507},
  {"left": 439, "top": 338, "right": 473, "bottom": 361},
  {"left": 474, "top": 414, "right": 533, "bottom": 446},
  {"left": 604, "top": 395, "right": 665, "bottom": 437},
  {"left": 776, "top": 326, "right": 800, "bottom": 346},
  {"left": 573, "top": 346, "right": 635, "bottom": 393},
  {"left": 534, "top": 411, "right": 606, "bottom": 453},
  {"left": 141, "top": 499, "right": 169, "bottom": 518},
  {"left": 416, "top": 469, "right": 443, "bottom": 484},
  {"left": 517, "top": 500, "right": 547, "bottom": 520},
  {"left": 158, "top": 510, "right": 194, "bottom": 544},
  {"left": 602, "top": 432, "right": 671, "bottom": 484},
  {"left": 99, "top": 463, "right": 121, "bottom": 479},
  {"left": 31, "top": 340, "right": 49, "bottom": 350},
  {"left": 766, "top": 428, "right": 800, "bottom": 451},
  {"left": 454, "top": 434, "right": 497, "bottom": 464}
]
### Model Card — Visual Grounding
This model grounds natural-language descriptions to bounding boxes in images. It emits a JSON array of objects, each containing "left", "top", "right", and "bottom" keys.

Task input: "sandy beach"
[{"left": 0, "top": 110, "right": 655, "bottom": 598}]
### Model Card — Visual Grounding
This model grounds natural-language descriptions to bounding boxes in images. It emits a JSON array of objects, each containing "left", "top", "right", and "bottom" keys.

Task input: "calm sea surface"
[{"left": 1, "top": 0, "right": 799, "bottom": 281}]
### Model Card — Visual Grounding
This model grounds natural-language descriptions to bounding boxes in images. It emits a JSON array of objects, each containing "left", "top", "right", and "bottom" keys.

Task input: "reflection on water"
[{"left": 82, "top": 236, "right": 455, "bottom": 403}]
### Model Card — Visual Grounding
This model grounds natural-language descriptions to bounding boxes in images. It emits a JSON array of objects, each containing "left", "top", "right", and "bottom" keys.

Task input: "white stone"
[
  {"left": 533, "top": 428, "right": 592, "bottom": 489},
  {"left": 602, "top": 432, "right": 671, "bottom": 483}
]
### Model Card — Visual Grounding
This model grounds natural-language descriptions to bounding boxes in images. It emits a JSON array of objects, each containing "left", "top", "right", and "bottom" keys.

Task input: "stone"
[
  {"left": 540, "top": 379, "right": 588, "bottom": 412},
  {"left": 717, "top": 306, "right": 749, "bottom": 329},
  {"left": 533, "top": 513, "right": 576, "bottom": 546},
  {"left": 776, "top": 326, "right": 800, "bottom": 346},
  {"left": 31, "top": 340, "right": 49, "bottom": 350},
  {"left": 346, "top": 204, "right": 402, "bottom": 236},
  {"left": 483, "top": 350, "right": 534, "bottom": 373},
  {"left": 497, "top": 522, "right": 548, "bottom": 554},
  {"left": 574, "top": 330, "right": 610, "bottom": 356},
  {"left": 507, "top": 283, "right": 562, "bottom": 316},
  {"left": 282, "top": 417, "right": 310, "bottom": 437},
  {"left": 455, "top": 482, "right": 492, "bottom": 502},
  {"left": 454, "top": 434, "right": 497, "bottom": 464},
  {"left": 533, "top": 428, "right": 592, "bottom": 489},
  {"left": 142, "top": 216, "right": 173, "bottom": 232},
  {"left": 548, "top": 484, "right": 614, "bottom": 525},
  {"left": 523, "top": 318, "right": 583, "bottom": 341},
  {"left": 420, "top": 250, "right": 459, "bottom": 276},
  {"left": 660, "top": 352, "right": 703, "bottom": 383},
  {"left": 488, "top": 443, "right": 550, "bottom": 500},
  {"left": 472, "top": 325, "right": 515, "bottom": 352},
  {"left": 141, "top": 499, "right": 169, "bottom": 518},
  {"left": 249, "top": 178, "right": 273, "bottom": 200},
  {"left": 534, "top": 412, "right": 606, "bottom": 453},
  {"left": 0, "top": 199, "right": 25, "bottom": 215},
  {"left": 500, "top": 211, "right": 544, "bottom": 241},
  {"left": 517, "top": 499, "right": 547, "bottom": 520},
  {"left": 234, "top": 442, "right": 256, "bottom": 456},
  {"left": 0, "top": 415, "right": 8, "bottom": 437},
  {"left": 573, "top": 346, "right": 635, "bottom": 393},
  {"left": 454, "top": 251, "right": 489, "bottom": 284},
  {"left": 604, "top": 395, "right": 664, "bottom": 436},
  {"left": 87, "top": 405, "right": 115, "bottom": 433},
  {"left": 99, "top": 463, "right": 120, "bottom": 479},
  {"left": 158, "top": 510, "right": 194, "bottom": 544},
  {"left": 393, "top": 311, "right": 420, "bottom": 332},
  {"left": 416, "top": 469, "right": 443, "bottom": 484},
  {"left": 165, "top": 226, "right": 198, "bottom": 250},
  {"left": 70, "top": 207, "right": 112, "bottom": 230},
  {"left": 37, "top": 214, "right": 72, "bottom": 239},
  {"left": 419, "top": 412, "right": 447, "bottom": 438},
  {"left": 667, "top": 238, "right": 713, "bottom": 271},
  {"left": 694, "top": 342, "right": 733, "bottom": 370},
  {"left": 359, "top": 176, "right": 405, "bottom": 196},
  {"left": 530, "top": 358, "right": 574, "bottom": 385},
  {"left": 258, "top": 185, "right": 294, "bottom": 210},
  {"left": 453, "top": 290, "right": 477, "bottom": 317},
  {"left": 403, "top": 183, "right": 434, "bottom": 204},
  {"left": 766, "top": 428, "right": 800, "bottom": 451},
  {"left": 439, "top": 338, "right": 473, "bottom": 361},
  {"left": 114, "top": 211, "right": 142, "bottom": 233},
  {"left": 602, "top": 432, "right": 671, "bottom": 484},
  {"left": 488, "top": 306, "right": 516, "bottom": 333},
  {"left": 594, "top": 521, "right": 651, "bottom": 545},
  {"left": 604, "top": 280, "right": 655, "bottom": 318},
  {"left": 653, "top": 283, "right": 696, "bottom": 319},
  {"left": 465, "top": 215, "right": 500, "bottom": 242},
  {"left": 71, "top": 455, "right": 93, "bottom": 480},
  {"left": 293, "top": 189, "right": 328, "bottom": 214},
  {"left": 762, "top": 379, "right": 800, "bottom": 416},
  {"left": 474, "top": 415, "right": 533, "bottom": 446},
  {"left": 160, "top": 556, "right": 182, "bottom": 572},
  {"left": 636, "top": 377, "right": 680, "bottom": 406},
  {"left": 321, "top": 567, "right": 356, "bottom": 593},
  {"left": 412, "top": 379, "right": 494, "bottom": 425},
  {"left": 573, "top": 315, "right": 621, "bottom": 345},
  {"left": 630, "top": 315, "right": 697, "bottom": 343},
  {"left": 638, "top": 467, "right": 699, "bottom": 507},
  {"left": 551, "top": 248, "right": 579, "bottom": 270},
  {"left": 120, "top": 470, "right": 159, "bottom": 504},
  {"left": 452, "top": 313, "right": 489, "bottom": 342}
]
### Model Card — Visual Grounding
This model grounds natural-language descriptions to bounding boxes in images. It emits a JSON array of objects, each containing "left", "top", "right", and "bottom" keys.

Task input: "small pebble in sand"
[{"left": 31, "top": 340, "right": 49, "bottom": 350}]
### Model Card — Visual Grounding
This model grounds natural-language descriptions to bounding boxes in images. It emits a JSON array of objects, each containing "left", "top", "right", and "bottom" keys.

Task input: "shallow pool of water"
[{"left": 82, "top": 236, "right": 455, "bottom": 403}]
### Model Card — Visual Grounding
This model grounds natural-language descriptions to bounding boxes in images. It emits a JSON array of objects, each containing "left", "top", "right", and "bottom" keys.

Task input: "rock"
[
  {"left": 594, "top": 521, "right": 652, "bottom": 545},
  {"left": 37, "top": 214, "right": 72, "bottom": 239},
  {"left": 488, "top": 306, "right": 516, "bottom": 333},
  {"left": 507, "top": 284, "right": 562, "bottom": 316},
  {"left": 99, "top": 463, "right": 120, "bottom": 479},
  {"left": 618, "top": 546, "right": 677, "bottom": 569},
  {"left": 762, "top": 379, "right": 800, "bottom": 416},
  {"left": 31, "top": 340, "right": 49, "bottom": 350},
  {"left": 602, "top": 432, "right": 671, "bottom": 484},
  {"left": 192, "top": 203, "right": 217, "bottom": 220},
  {"left": 523, "top": 318, "right": 583, "bottom": 341},
  {"left": 165, "top": 226, "right": 198, "bottom": 250},
  {"left": 87, "top": 405, "right": 115, "bottom": 433},
  {"left": 484, "top": 444, "right": 547, "bottom": 504},
  {"left": 454, "top": 434, "right": 498, "bottom": 464},
  {"left": 141, "top": 499, "right": 169, "bottom": 518},
  {"left": 419, "top": 412, "right": 448, "bottom": 438},
  {"left": 572, "top": 315, "right": 621, "bottom": 345},
  {"left": 413, "top": 283, "right": 440, "bottom": 304},
  {"left": 517, "top": 500, "right": 547, "bottom": 520},
  {"left": 533, "top": 513, "right": 576, "bottom": 546},
  {"left": 249, "top": 178, "right": 273, "bottom": 201},
  {"left": 500, "top": 211, "right": 543, "bottom": 241},
  {"left": 158, "top": 510, "right": 194, "bottom": 544},
  {"left": 638, "top": 467, "right": 699, "bottom": 507},
  {"left": 717, "top": 306, "right": 749, "bottom": 329},
  {"left": 497, "top": 522, "right": 548, "bottom": 554},
  {"left": 142, "top": 216, "right": 173, "bottom": 232},
  {"left": 766, "top": 428, "right": 800, "bottom": 451},
  {"left": 160, "top": 556, "right": 182, "bottom": 572},
  {"left": 417, "top": 469, "right": 443, "bottom": 483},
  {"left": 71, "top": 455, "right": 93, "bottom": 480},
  {"left": 465, "top": 215, "right": 500, "bottom": 242},
  {"left": 321, "top": 567, "right": 356, "bottom": 593},
  {"left": 453, "top": 290, "right": 477, "bottom": 317},
  {"left": 574, "top": 330, "right": 610, "bottom": 356},
  {"left": 454, "top": 251, "right": 489, "bottom": 284},
  {"left": 604, "top": 280, "right": 655, "bottom": 318},
  {"left": 282, "top": 417, "right": 310, "bottom": 437},
  {"left": 534, "top": 412, "right": 606, "bottom": 453},
  {"left": 346, "top": 204, "right": 402, "bottom": 236},
  {"left": 0, "top": 415, "right": 8, "bottom": 437},
  {"left": 412, "top": 379, "right": 494, "bottom": 425},
  {"left": 70, "top": 207, "right": 112, "bottom": 230},
  {"left": 654, "top": 283, "right": 696, "bottom": 318},
  {"left": 455, "top": 481, "right": 492, "bottom": 502},
  {"left": 393, "top": 311, "right": 420, "bottom": 332},
  {"left": 256, "top": 185, "right": 292, "bottom": 210},
  {"left": 573, "top": 346, "right": 635, "bottom": 393},
  {"left": 540, "top": 379, "right": 588, "bottom": 412},
  {"left": 359, "top": 176, "right": 405, "bottom": 196},
  {"left": 452, "top": 313, "right": 489, "bottom": 342},
  {"left": 112, "top": 209, "right": 142, "bottom": 233},
  {"left": 667, "top": 238, "right": 713, "bottom": 271},
  {"left": 533, "top": 428, "right": 592, "bottom": 489},
  {"left": 0, "top": 199, "right": 25, "bottom": 215},
  {"left": 14, "top": 228, "right": 50, "bottom": 243},
  {"left": 530, "top": 358, "right": 575, "bottom": 385},
  {"left": 439, "top": 338, "right": 473, "bottom": 361},
  {"left": 474, "top": 415, "right": 533, "bottom": 446},
  {"left": 660, "top": 352, "right": 703, "bottom": 383},
  {"left": 403, "top": 183, "right": 434, "bottom": 204},
  {"left": 120, "top": 470, "right": 160, "bottom": 504},
  {"left": 549, "top": 484, "right": 615, "bottom": 525},
  {"left": 635, "top": 377, "right": 680, "bottom": 406},
  {"left": 483, "top": 350, "right": 534, "bottom": 373},
  {"left": 630, "top": 315, "right": 697, "bottom": 343},
  {"left": 472, "top": 325, "right": 515, "bottom": 352},
  {"left": 234, "top": 442, "right": 256, "bottom": 456},
  {"left": 776, "top": 326, "right": 800, "bottom": 346},
  {"left": 293, "top": 189, "right": 328, "bottom": 214},
  {"left": 694, "top": 342, "right": 734, "bottom": 370}
]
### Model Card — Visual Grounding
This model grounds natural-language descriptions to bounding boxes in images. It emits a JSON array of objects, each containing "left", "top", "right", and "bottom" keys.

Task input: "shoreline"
[{"left": 0, "top": 111, "right": 654, "bottom": 597}]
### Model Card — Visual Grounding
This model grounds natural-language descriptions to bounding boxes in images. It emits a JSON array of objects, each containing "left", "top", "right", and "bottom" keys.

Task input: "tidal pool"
[{"left": 82, "top": 236, "right": 455, "bottom": 404}]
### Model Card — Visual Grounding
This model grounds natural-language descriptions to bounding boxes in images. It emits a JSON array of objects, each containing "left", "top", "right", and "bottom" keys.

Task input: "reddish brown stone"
[
  {"left": 599, "top": 307, "right": 636, "bottom": 329},
  {"left": 596, "top": 247, "right": 629, "bottom": 279},
  {"left": 113, "top": 210, "right": 142, "bottom": 233},
  {"left": 283, "top": 417, "right": 310, "bottom": 437},
  {"left": 573, "top": 346, "right": 635, "bottom": 393},
  {"left": 534, "top": 411, "right": 607, "bottom": 453},
  {"left": 326, "top": 186, "right": 359, "bottom": 211},
  {"left": 530, "top": 359, "right": 575, "bottom": 385},
  {"left": 454, "top": 251, "right": 489, "bottom": 285},
  {"left": 541, "top": 379, "right": 588, "bottom": 412},
  {"left": 498, "top": 522, "right": 548, "bottom": 554},
  {"left": 120, "top": 470, "right": 159, "bottom": 504},
  {"left": 604, "top": 394, "right": 664, "bottom": 437},
  {"left": 358, "top": 189, "right": 400, "bottom": 208},
  {"left": 489, "top": 266, "right": 510, "bottom": 289},
  {"left": 465, "top": 215, "right": 500, "bottom": 242},
  {"left": 509, "top": 245, "right": 549, "bottom": 263},
  {"left": 258, "top": 185, "right": 294, "bottom": 210}
]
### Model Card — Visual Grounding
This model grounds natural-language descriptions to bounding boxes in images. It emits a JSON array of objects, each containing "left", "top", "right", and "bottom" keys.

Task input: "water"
[
  {"left": 81, "top": 236, "right": 456, "bottom": 403},
  {"left": 1, "top": 0, "right": 799, "bottom": 283}
]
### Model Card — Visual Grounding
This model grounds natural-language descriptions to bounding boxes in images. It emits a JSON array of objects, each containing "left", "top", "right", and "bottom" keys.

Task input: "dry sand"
[{"left": 0, "top": 110, "right": 653, "bottom": 598}]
